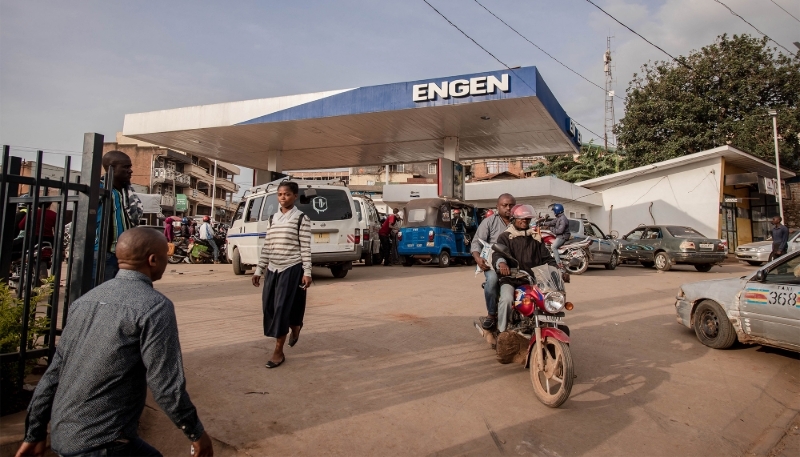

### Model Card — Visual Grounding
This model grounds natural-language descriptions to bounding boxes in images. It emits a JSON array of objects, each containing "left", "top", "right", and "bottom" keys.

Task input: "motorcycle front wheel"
[
  {"left": 168, "top": 255, "right": 185, "bottom": 264},
  {"left": 530, "top": 336, "right": 574, "bottom": 408}
]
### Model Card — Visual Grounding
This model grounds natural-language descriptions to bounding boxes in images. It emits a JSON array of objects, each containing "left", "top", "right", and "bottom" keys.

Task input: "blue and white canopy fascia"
[{"left": 123, "top": 66, "right": 581, "bottom": 171}]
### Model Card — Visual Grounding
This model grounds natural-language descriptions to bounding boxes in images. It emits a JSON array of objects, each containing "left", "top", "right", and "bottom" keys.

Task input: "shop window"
[
  {"left": 428, "top": 163, "right": 437, "bottom": 175},
  {"left": 486, "top": 161, "right": 509, "bottom": 174},
  {"left": 389, "top": 164, "right": 405, "bottom": 173}
]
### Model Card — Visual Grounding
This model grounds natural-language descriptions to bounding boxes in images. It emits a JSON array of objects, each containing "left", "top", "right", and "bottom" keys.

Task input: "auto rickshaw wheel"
[
  {"left": 438, "top": 251, "right": 451, "bottom": 268},
  {"left": 402, "top": 256, "right": 415, "bottom": 267}
]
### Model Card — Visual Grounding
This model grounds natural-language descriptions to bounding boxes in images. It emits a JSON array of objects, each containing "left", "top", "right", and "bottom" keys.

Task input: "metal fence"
[{"left": 0, "top": 133, "right": 112, "bottom": 388}]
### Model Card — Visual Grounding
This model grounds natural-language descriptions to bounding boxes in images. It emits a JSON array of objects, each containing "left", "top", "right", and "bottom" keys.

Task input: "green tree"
[
  {"left": 529, "top": 142, "right": 627, "bottom": 182},
  {"left": 615, "top": 34, "right": 800, "bottom": 170}
]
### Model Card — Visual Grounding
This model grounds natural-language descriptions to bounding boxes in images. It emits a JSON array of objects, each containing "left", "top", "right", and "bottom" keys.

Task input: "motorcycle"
[
  {"left": 187, "top": 235, "right": 227, "bottom": 264},
  {"left": 476, "top": 243, "right": 576, "bottom": 408},
  {"left": 168, "top": 236, "right": 190, "bottom": 264},
  {"left": 537, "top": 218, "right": 593, "bottom": 275},
  {"left": 9, "top": 242, "right": 53, "bottom": 290}
]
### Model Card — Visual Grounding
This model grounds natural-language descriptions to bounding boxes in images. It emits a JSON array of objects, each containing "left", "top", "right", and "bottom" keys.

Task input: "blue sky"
[{"left": 1, "top": 0, "right": 797, "bottom": 186}]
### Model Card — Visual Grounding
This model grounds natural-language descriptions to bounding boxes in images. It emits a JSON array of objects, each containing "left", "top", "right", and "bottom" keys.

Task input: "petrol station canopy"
[{"left": 122, "top": 66, "right": 582, "bottom": 171}]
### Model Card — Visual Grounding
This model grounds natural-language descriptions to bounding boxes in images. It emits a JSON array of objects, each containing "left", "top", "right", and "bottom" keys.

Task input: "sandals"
[
  {"left": 265, "top": 356, "right": 285, "bottom": 369},
  {"left": 288, "top": 327, "right": 302, "bottom": 347}
]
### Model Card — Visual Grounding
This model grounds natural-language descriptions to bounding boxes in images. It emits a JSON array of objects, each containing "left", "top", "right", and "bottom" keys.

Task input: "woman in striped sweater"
[{"left": 251, "top": 182, "right": 313, "bottom": 368}]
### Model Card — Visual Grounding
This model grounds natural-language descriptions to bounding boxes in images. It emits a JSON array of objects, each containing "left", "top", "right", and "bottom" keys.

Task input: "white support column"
[
  {"left": 444, "top": 136, "right": 459, "bottom": 162},
  {"left": 267, "top": 150, "right": 283, "bottom": 173}
]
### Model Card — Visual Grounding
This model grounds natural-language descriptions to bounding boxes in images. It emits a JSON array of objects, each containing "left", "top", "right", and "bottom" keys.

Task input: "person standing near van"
[
  {"left": 251, "top": 182, "right": 312, "bottom": 368},
  {"left": 379, "top": 208, "right": 400, "bottom": 266}
]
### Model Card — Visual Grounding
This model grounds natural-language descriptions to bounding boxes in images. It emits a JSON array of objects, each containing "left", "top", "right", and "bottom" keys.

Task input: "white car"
[
  {"left": 736, "top": 231, "right": 800, "bottom": 265},
  {"left": 674, "top": 250, "right": 800, "bottom": 352},
  {"left": 353, "top": 195, "right": 382, "bottom": 266},
  {"left": 227, "top": 180, "right": 362, "bottom": 278}
]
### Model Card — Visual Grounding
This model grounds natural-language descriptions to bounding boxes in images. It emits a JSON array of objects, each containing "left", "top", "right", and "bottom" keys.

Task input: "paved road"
[{"left": 140, "top": 261, "right": 799, "bottom": 456}]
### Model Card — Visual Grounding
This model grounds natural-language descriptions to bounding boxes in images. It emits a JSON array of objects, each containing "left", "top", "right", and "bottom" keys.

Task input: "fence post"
[
  {"left": 68, "top": 133, "right": 104, "bottom": 305},
  {"left": 0, "top": 151, "right": 21, "bottom": 283}
]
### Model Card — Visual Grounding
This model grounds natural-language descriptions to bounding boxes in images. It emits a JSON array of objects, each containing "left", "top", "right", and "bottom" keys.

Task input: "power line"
[
  {"left": 422, "top": 0, "right": 614, "bottom": 146},
  {"left": 580, "top": 0, "right": 692, "bottom": 70},
  {"left": 472, "top": 0, "right": 625, "bottom": 101},
  {"left": 3, "top": 145, "right": 83, "bottom": 156},
  {"left": 768, "top": 0, "right": 800, "bottom": 23},
  {"left": 711, "top": 0, "right": 794, "bottom": 54}
]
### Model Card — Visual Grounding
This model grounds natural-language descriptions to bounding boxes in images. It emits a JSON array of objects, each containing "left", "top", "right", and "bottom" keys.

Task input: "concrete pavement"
[{"left": 135, "top": 260, "right": 799, "bottom": 456}]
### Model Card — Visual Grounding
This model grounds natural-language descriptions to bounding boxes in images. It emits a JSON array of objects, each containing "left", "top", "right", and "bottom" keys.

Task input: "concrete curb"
[{"left": 746, "top": 408, "right": 800, "bottom": 457}]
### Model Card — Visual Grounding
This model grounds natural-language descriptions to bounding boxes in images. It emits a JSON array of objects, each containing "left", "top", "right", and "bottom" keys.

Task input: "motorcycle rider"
[
  {"left": 471, "top": 193, "right": 516, "bottom": 330},
  {"left": 493, "top": 204, "right": 559, "bottom": 332},
  {"left": 198, "top": 216, "right": 219, "bottom": 264},
  {"left": 542, "top": 203, "right": 569, "bottom": 268}
]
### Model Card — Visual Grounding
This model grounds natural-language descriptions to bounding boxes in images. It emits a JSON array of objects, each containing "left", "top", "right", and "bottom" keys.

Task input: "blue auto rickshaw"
[{"left": 397, "top": 197, "right": 478, "bottom": 267}]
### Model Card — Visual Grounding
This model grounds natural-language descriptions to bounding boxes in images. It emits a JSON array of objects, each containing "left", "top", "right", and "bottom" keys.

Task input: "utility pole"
[
  {"left": 604, "top": 36, "right": 618, "bottom": 170},
  {"left": 768, "top": 110, "right": 785, "bottom": 222}
]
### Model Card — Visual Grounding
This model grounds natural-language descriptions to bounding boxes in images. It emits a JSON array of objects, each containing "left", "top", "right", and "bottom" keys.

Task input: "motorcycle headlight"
[{"left": 544, "top": 292, "right": 566, "bottom": 313}]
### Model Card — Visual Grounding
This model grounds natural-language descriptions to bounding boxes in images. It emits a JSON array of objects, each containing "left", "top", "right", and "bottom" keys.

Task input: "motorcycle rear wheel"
[
  {"left": 168, "top": 255, "right": 184, "bottom": 264},
  {"left": 530, "top": 337, "right": 574, "bottom": 408},
  {"left": 564, "top": 250, "right": 588, "bottom": 275}
]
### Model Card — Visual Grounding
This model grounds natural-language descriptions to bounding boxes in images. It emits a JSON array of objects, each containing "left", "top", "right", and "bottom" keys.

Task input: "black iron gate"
[{"left": 0, "top": 133, "right": 115, "bottom": 390}]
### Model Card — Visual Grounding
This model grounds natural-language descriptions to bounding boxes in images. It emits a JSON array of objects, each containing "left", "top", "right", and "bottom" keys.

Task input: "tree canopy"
[
  {"left": 615, "top": 34, "right": 800, "bottom": 170},
  {"left": 528, "top": 142, "right": 625, "bottom": 183}
]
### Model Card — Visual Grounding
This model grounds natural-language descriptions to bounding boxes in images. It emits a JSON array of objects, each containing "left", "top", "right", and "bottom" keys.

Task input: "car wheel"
[
  {"left": 746, "top": 260, "right": 764, "bottom": 266},
  {"left": 330, "top": 265, "right": 348, "bottom": 278},
  {"left": 694, "top": 264, "right": 713, "bottom": 272},
  {"left": 364, "top": 247, "right": 374, "bottom": 266},
  {"left": 654, "top": 252, "right": 672, "bottom": 271},
  {"left": 232, "top": 248, "right": 244, "bottom": 275},
  {"left": 693, "top": 300, "right": 737, "bottom": 349},
  {"left": 438, "top": 251, "right": 451, "bottom": 268},
  {"left": 605, "top": 252, "right": 619, "bottom": 270},
  {"left": 640, "top": 261, "right": 655, "bottom": 268}
]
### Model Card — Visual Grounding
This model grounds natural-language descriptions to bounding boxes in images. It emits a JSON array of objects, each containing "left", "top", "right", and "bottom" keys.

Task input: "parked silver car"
[
  {"left": 567, "top": 218, "right": 621, "bottom": 270},
  {"left": 736, "top": 231, "right": 800, "bottom": 265},
  {"left": 674, "top": 250, "right": 800, "bottom": 352}
]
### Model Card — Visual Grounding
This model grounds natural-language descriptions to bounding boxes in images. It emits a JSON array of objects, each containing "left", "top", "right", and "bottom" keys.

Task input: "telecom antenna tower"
[{"left": 603, "top": 36, "right": 616, "bottom": 152}]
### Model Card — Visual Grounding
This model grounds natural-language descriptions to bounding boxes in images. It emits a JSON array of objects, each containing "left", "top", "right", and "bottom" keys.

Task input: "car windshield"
[
  {"left": 568, "top": 220, "right": 580, "bottom": 233},
  {"left": 294, "top": 189, "right": 353, "bottom": 221},
  {"left": 666, "top": 226, "right": 706, "bottom": 238}
]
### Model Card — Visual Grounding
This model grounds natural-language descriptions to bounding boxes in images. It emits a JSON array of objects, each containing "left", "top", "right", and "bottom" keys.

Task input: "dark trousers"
[
  {"left": 61, "top": 437, "right": 161, "bottom": 457},
  {"left": 771, "top": 248, "right": 786, "bottom": 260},
  {"left": 379, "top": 234, "right": 392, "bottom": 265},
  {"left": 92, "top": 252, "right": 119, "bottom": 286},
  {"left": 262, "top": 263, "right": 307, "bottom": 338}
]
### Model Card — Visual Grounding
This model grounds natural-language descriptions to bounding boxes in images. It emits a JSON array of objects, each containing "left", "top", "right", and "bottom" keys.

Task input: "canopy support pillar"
[{"left": 444, "top": 137, "right": 459, "bottom": 162}]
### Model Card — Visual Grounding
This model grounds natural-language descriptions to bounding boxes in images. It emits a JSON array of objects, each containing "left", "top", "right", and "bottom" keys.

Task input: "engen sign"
[{"left": 412, "top": 74, "right": 510, "bottom": 102}]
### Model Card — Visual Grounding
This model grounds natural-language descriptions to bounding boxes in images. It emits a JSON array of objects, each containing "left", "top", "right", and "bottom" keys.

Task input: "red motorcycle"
[{"left": 477, "top": 243, "right": 576, "bottom": 407}]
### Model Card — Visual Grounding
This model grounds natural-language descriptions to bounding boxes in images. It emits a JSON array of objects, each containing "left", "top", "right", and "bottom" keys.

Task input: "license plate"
[
  {"left": 314, "top": 233, "right": 330, "bottom": 243},
  {"left": 426, "top": 242, "right": 435, "bottom": 247},
  {"left": 699, "top": 243, "right": 714, "bottom": 249},
  {"left": 538, "top": 315, "right": 563, "bottom": 323}
]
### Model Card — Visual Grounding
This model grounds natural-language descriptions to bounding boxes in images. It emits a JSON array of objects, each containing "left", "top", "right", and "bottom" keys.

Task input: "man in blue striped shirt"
[{"left": 92, "top": 150, "right": 143, "bottom": 284}]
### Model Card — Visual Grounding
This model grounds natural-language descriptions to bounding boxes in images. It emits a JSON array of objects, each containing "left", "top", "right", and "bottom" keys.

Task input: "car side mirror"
[
  {"left": 299, "top": 188, "right": 317, "bottom": 204},
  {"left": 754, "top": 270, "right": 767, "bottom": 282}
]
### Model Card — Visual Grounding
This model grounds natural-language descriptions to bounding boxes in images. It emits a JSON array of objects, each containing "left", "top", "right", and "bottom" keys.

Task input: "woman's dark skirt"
[{"left": 262, "top": 263, "right": 307, "bottom": 338}]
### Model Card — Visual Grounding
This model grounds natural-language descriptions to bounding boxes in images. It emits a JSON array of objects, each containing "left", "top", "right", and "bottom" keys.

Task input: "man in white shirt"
[{"left": 198, "top": 216, "right": 219, "bottom": 264}]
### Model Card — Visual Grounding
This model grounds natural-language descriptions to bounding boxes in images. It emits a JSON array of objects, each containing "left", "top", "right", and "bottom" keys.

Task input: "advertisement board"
[
  {"left": 175, "top": 194, "right": 188, "bottom": 212},
  {"left": 437, "top": 158, "right": 465, "bottom": 200}
]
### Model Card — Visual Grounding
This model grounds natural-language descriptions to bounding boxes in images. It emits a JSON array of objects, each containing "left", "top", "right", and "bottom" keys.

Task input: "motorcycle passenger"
[
  {"left": 181, "top": 217, "right": 191, "bottom": 238},
  {"left": 163, "top": 215, "right": 180, "bottom": 242},
  {"left": 198, "top": 216, "right": 219, "bottom": 264},
  {"left": 471, "top": 193, "right": 516, "bottom": 330},
  {"left": 542, "top": 203, "right": 569, "bottom": 267},
  {"left": 493, "top": 204, "right": 558, "bottom": 332}
]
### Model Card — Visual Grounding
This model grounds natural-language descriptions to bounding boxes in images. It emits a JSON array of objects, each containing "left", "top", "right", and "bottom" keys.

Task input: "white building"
[{"left": 579, "top": 146, "right": 795, "bottom": 249}]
